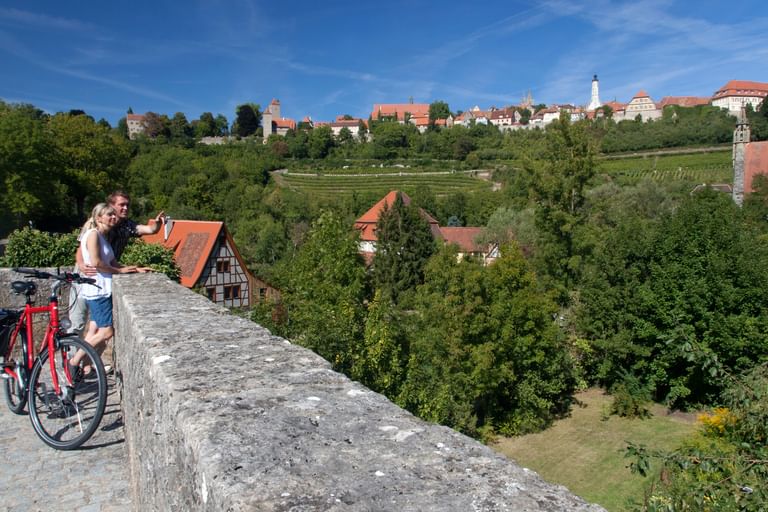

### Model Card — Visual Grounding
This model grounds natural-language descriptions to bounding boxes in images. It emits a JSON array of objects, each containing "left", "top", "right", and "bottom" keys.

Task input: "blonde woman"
[{"left": 69, "top": 203, "right": 149, "bottom": 378}]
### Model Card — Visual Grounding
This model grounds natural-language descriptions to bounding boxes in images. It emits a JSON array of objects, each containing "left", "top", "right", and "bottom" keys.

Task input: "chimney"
[{"left": 164, "top": 216, "right": 174, "bottom": 241}]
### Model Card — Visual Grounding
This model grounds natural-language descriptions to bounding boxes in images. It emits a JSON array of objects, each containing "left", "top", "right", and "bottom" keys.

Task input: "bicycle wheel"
[
  {"left": 3, "top": 331, "right": 28, "bottom": 414},
  {"left": 28, "top": 335, "right": 107, "bottom": 450}
]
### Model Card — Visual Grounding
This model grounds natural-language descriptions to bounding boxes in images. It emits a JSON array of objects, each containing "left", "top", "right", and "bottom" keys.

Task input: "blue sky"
[{"left": 2, "top": 0, "right": 767, "bottom": 126}]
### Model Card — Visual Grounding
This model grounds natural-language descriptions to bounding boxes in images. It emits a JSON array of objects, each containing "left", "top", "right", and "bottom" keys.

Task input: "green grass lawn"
[{"left": 491, "top": 388, "right": 698, "bottom": 512}]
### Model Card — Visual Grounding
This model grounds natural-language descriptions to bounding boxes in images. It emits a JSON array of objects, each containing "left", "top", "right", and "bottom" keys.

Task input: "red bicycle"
[{"left": 1, "top": 268, "right": 107, "bottom": 450}]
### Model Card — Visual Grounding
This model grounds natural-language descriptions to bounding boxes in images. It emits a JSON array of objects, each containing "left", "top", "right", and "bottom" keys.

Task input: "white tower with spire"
[{"left": 587, "top": 74, "right": 602, "bottom": 111}]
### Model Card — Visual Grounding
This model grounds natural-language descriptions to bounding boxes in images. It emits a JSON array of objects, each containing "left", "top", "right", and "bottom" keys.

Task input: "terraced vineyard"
[
  {"left": 274, "top": 170, "right": 493, "bottom": 199},
  {"left": 599, "top": 149, "right": 732, "bottom": 184},
  {"left": 272, "top": 149, "right": 733, "bottom": 199}
]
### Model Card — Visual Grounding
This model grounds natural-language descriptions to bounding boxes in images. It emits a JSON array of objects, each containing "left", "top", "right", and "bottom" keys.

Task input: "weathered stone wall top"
[{"left": 2, "top": 268, "right": 604, "bottom": 511}]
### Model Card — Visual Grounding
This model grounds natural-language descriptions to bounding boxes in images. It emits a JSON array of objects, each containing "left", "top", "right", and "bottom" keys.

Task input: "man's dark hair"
[{"left": 107, "top": 190, "right": 131, "bottom": 205}]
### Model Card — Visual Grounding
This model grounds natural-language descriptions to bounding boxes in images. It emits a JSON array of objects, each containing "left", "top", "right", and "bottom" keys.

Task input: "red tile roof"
[
  {"left": 745, "top": 141, "right": 768, "bottom": 194},
  {"left": 633, "top": 90, "right": 650, "bottom": 98},
  {"left": 274, "top": 118, "right": 296, "bottom": 130},
  {"left": 713, "top": 80, "right": 768, "bottom": 99},
  {"left": 329, "top": 119, "right": 363, "bottom": 128},
  {"left": 439, "top": 227, "right": 485, "bottom": 253},
  {"left": 126, "top": 114, "right": 145, "bottom": 121},
  {"left": 658, "top": 96, "right": 711, "bottom": 108},
  {"left": 142, "top": 220, "right": 249, "bottom": 289},
  {"left": 270, "top": 98, "right": 281, "bottom": 105},
  {"left": 602, "top": 100, "right": 626, "bottom": 111},
  {"left": 371, "top": 103, "right": 430, "bottom": 121}
]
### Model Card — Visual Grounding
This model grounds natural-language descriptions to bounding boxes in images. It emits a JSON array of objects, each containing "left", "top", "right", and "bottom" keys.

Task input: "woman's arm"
[{"left": 86, "top": 231, "right": 124, "bottom": 274}]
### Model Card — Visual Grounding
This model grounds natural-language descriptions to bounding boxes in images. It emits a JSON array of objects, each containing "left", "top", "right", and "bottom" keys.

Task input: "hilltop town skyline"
[{"left": 2, "top": 1, "right": 767, "bottom": 125}]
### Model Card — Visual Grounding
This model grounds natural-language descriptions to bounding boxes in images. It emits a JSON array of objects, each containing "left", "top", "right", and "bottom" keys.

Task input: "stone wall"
[{"left": 2, "top": 269, "right": 605, "bottom": 511}]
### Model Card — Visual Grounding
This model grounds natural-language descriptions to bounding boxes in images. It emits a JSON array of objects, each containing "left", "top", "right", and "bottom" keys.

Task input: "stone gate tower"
[{"left": 732, "top": 108, "right": 751, "bottom": 206}]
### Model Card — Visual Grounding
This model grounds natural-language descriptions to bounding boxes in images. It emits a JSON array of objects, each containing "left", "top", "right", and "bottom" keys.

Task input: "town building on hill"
[
  {"left": 262, "top": 99, "right": 297, "bottom": 139},
  {"left": 439, "top": 226, "right": 499, "bottom": 265},
  {"left": 623, "top": 90, "right": 662, "bottom": 121},
  {"left": 126, "top": 113, "right": 146, "bottom": 139},
  {"left": 370, "top": 102, "right": 452, "bottom": 131},
  {"left": 353, "top": 190, "right": 499, "bottom": 266},
  {"left": 142, "top": 219, "right": 278, "bottom": 308},
  {"left": 370, "top": 102, "right": 430, "bottom": 123},
  {"left": 712, "top": 80, "right": 768, "bottom": 113}
]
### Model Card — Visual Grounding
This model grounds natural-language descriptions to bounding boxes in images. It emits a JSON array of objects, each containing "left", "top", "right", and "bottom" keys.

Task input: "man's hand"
[
  {"left": 81, "top": 264, "right": 98, "bottom": 277},
  {"left": 137, "top": 211, "right": 166, "bottom": 235}
]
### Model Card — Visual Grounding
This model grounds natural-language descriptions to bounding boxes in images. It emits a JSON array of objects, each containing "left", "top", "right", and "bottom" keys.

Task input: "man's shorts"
[{"left": 86, "top": 296, "right": 113, "bottom": 328}]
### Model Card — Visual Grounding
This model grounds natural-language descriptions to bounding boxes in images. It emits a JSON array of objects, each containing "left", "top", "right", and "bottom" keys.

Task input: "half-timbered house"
[{"left": 142, "top": 219, "right": 272, "bottom": 308}]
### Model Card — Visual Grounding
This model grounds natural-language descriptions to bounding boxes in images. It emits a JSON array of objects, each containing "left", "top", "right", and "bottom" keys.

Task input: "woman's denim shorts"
[{"left": 86, "top": 296, "right": 113, "bottom": 328}]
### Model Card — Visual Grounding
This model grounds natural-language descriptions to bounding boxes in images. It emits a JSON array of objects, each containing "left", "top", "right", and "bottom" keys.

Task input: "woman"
[{"left": 69, "top": 203, "right": 148, "bottom": 377}]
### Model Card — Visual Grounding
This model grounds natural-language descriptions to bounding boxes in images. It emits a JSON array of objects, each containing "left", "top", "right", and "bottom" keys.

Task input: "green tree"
[
  {"left": 142, "top": 111, "right": 170, "bottom": 139},
  {"left": 194, "top": 112, "right": 217, "bottom": 138},
  {"left": 0, "top": 105, "right": 62, "bottom": 230},
  {"left": 49, "top": 112, "right": 132, "bottom": 220},
  {"left": 233, "top": 103, "right": 260, "bottom": 137},
  {"left": 308, "top": 125, "right": 334, "bottom": 159},
  {"left": 398, "top": 243, "right": 576, "bottom": 437},
  {"left": 169, "top": 112, "right": 193, "bottom": 145},
  {"left": 373, "top": 193, "right": 435, "bottom": 302},
  {"left": 429, "top": 100, "right": 451, "bottom": 123},
  {"left": 526, "top": 113, "right": 598, "bottom": 299},
  {"left": 350, "top": 289, "right": 406, "bottom": 397},
  {"left": 281, "top": 211, "right": 368, "bottom": 372},
  {"left": 214, "top": 114, "right": 229, "bottom": 136}
]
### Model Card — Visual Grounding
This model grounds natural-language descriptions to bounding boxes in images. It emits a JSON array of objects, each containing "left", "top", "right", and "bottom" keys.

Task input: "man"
[{"left": 69, "top": 191, "right": 164, "bottom": 334}]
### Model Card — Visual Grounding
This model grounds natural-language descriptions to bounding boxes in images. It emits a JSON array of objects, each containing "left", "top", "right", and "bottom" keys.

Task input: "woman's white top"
[{"left": 80, "top": 228, "right": 114, "bottom": 299}]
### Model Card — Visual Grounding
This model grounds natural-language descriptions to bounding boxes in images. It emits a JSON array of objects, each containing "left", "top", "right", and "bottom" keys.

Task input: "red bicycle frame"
[{"left": 5, "top": 281, "right": 72, "bottom": 395}]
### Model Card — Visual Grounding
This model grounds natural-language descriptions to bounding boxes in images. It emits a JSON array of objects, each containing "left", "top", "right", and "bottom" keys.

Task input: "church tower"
[
  {"left": 587, "top": 74, "right": 602, "bottom": 111},
  {"left": 732, "top": 108, "right": 751, "bottom": 206}
]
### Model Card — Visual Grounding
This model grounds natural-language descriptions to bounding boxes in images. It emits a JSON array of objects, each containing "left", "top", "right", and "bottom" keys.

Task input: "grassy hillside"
[{"left": 491, "top": 388, "right": 698, "bottom": 512}]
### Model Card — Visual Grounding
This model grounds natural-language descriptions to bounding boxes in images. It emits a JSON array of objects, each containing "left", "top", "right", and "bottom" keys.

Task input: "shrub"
[
  {"left": 0, "top": 227, "right": 77, "bottom": 267},
  {"left": 120, "top": 239, "right": 181, "bottom": 281},
  {"left": 609, "top": 372, "right": 652, "bottom": 418}
]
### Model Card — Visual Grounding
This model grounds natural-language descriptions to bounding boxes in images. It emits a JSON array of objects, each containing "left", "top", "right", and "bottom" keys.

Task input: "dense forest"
[{"left": 3, "top": 98, "right": 768, "bottom": 508}]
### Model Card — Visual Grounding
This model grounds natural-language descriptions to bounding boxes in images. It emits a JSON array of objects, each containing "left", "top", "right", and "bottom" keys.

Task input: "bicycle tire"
[
  {"left": 28, "top": 335, "right": 107, "bottom": 450},
  {"left": 3, "top": 331, "right": 28, "bottom": 414}
]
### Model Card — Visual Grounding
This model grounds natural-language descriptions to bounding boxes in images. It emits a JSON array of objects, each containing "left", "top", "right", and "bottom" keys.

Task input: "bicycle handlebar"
[{"left": 12, "top": 267, "right": 97, "bottom": 286}]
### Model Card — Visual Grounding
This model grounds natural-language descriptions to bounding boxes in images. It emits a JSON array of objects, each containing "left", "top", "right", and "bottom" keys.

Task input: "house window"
[
  {"left": 258, "top": 288, "right": 267, "bottom": 301},
  {"left": 223, "top": 285, "right": 240, "bottom": 300},
  {"left": 206, "top": 287, "right": 216, "bottom": 301},
  {"left": 216, "top": 260, "right": 230, "bottom": 273}
]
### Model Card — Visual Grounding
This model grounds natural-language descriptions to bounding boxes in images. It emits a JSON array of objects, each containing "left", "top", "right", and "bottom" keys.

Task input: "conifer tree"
[{"left": 372, "top": 193, "right": 435, "bottom": 302}]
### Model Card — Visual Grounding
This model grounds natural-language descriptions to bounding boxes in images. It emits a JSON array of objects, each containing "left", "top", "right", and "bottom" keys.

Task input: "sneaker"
[{"left": 67, "top": 362, "right": 83, "bottom": 384}]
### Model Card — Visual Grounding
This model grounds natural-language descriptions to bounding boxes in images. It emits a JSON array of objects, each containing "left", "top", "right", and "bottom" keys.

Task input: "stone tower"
[
  {"left": 732, "top": 108, "right": 751, "bottom": 206},
  {"left": 587, "top": 74, "right": 602, "bottom": 111},
  {"left": 262, "top": 99, "right": 280, "bottom": 140}
]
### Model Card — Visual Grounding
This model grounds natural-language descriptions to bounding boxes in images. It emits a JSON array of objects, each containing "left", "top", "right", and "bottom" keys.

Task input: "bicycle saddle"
[{"left": 11, "top": 281, "right": 36, "bottom": 296}]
